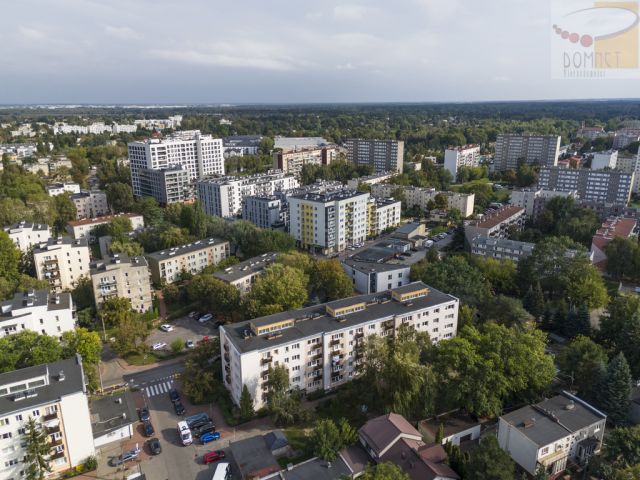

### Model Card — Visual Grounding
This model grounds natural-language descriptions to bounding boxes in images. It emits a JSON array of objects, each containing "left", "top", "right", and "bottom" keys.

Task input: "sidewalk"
[{"left": 100, "top": 352, "right": 185, "bottom": 388}]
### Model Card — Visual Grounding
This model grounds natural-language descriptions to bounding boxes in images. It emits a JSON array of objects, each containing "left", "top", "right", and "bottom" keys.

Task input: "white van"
[{"left": 177, "top": 421, "right": 192, "bottom": 446}]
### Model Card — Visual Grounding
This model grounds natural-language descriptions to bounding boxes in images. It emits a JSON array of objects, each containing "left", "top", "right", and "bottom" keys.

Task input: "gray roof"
[
  {"left": 342, "top": 259, "right": 410, "bottom": 274},
  {"left": 223, "top": 135, "right": 263, "bottom": 147},
  {"left": 213, "top": 252, "right": 278, "bottom": 283},
  {"left": 289, "top": 189, "right": 366, "bottom": 203},
  {"left": 222, "top": 282, "right": 457, "bottom": 354},
  {"left": 0, "top": 355, "right": 86, "bottom": 416},
  {"left": 4, "top": 220, "right": 50, "bottom": 232},
  {"left": 145, "top": 237, "right": 227, "bottom": 261},
  {"left": 229, "top": 434, "right": 280, "bottom": 479},
  {"left": 90, "top": 392, "right": 138, "bottom": 438},
  {"left": 500, "top": 392, "right": 606, "bottom": 447},
  {"left": 395, "top": 223, "right": 422, "bottom": 235},
  {"left": 351, "top": 247, "right": 395, "bottom": 263},
  {"left": 1, "top": 290, "right": 72, "bottom": 320},
  {"left": 471, "top": 236, "right": 535, "bottom": 253},
  {"left": 264, "top": 430, "right": 288, "bottom": 451},
  {"left": 34, "top": 236, "right": 88, "bottom": 253},
  {"left": 282, "top": 456, "right": 352, "bottom": 480},
  {"left": 90, "top": 254, "right": 148, "bottom": 274}
]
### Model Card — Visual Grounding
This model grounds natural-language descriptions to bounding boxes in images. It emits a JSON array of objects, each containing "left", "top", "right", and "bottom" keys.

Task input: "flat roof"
[
  {"left": 1, "top": 290, "right": 71, "bottom": 319},
  {"left": 34, "top": 236, "right": 88, "bottom": 252},
  {"left": 471, "top": 236, "right": 535, "bottom": 252},
  {"left": 289, "top": 189, "right": 366, "bottom": 203},
  {"left": 90, "top": 392, "right": 138, "bottom": 438},
  {"left": 0, "top": 356, "right": 85, "bottom": 416},
  {"left": 145, "top": 237, "right": 228, "bottom": 261},
  {"left": 420, "top": 411, "right": 480, "bottom": 438},
  {"left": 213, "top": 252, "right": 278, "bottom": 283},
  {"left": 4, "top": 220, "right": 50, "bottom": 232},
  {"left": 90, "top": 254, "right": 148, "bottom": 274},
  {"left": 67, "top": 213, "right": 142, "bottom": 228},
  {"left": 283, "top": 456, "right": 352, "bottom": 480},
  {"left": 593, "top": 217, "right": 637, "bottom": 240},
  {"left": 222, "top": 282, "right": 457, "bottom": 354},
  {"left": 342, "top": 259, "right": 410, "bottom": 274},
  {"left": 500, "top": 392, "right": 605, "bottom": 447}
]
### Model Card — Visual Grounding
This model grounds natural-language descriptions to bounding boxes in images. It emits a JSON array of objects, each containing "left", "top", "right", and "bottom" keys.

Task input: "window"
[
  {"left": 0, "top": 418, "right": 8, "bottom": 426},
  {"left": 1, "top": 432, "right": 11, "bottom": 439},
  {"left": 15, "top": 415, "right": 22, "bottom": 421}
]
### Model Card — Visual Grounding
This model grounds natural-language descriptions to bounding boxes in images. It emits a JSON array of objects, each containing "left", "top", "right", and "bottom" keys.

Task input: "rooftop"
[
  {"left": 446, "top": 144, "right": 480, "bottom": 151},
  {"left": 0, "top": 355, "right": 85, "bottom": 416},
  {"left": 129, "top": 130, "right": 215, "bottom": 145},
  {"left": 145, "top": 237, "right": 228, "bottom": 261},
  {"left": 213, "top": 252, "right": 278, "bottom": 283},
  {"left": 67, "top": 213, "right": 143, "bottom": 228},
  {"left": 90, "top": 392, "right": 138, "bottom": 438},
  {"left": 196, "top": 170, "right": 292, "bottom": 186},
  {"left": 419, "top": 411, "right": 480, "bottom": 439},
  {"left": 229, "top": 434, "right": 280, "bottom": 480},
  {"left": 283, "top": 456, "right": 353, "bottom": 480},
  {"left": 473, "top": 205, "right": 524, "bottom": 229},
  {"left": 223, "top": 135, "right": 263, "bottom": 147},
  {"left": 33, "top": 236, "right": 88, "bottom": 252},
  {"left": 500, "top": 391, "right": 606, "bottom": 447},
  {"left": 1, "top": 289, "right": 72, "bottom": 319},
  {"left": 4, "top": 220, "right": 50, "bottom": 232},
  {"left": 90, "top": 254, "right": 148, "bottom": 274},
  {"left": 222, "top": 282, "right": 457, "bottom": 354},
  {"left": 274, "top": 136, "right": 329, "bottom": 150},
  {"left": 471, "top": 236, "right": 535, "bottom": 253},
  {"left": 290, "top": 189, "right": 366, "bottom": 203},
  {"left": 359, "top": 413, "right": 421, "bottom": 454},
  {"left": 342, "top": 258, "right": 410, "bottom": 274},
  {"left": 593, "top": 216, "right": 637, "bottom": 240},
  {"left": 395, "top": 222, "right": 424, "bottom": 235}
]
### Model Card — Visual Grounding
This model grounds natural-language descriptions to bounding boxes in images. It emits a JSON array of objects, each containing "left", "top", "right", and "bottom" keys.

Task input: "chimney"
[{"left": 58, "top": 370, "right": 65, "bottom": 382}]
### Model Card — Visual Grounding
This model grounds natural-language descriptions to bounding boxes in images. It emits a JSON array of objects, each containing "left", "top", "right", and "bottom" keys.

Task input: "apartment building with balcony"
[
  {"left": 65, "top": 213, "right": 145, "bottom": 241},
  {"left": 367, "top": 198, "right": 402, "bottom": 237},
  {"left": 213, "top": 252, "right": 279, "bottom": 295},
  {"left": 197, "top": 171, "right": 299, "bottom": 218},
  {"left": 0, "top": 355, "right": 95, "bottom": 479},
  {"left": 90, "top": 255, "right": 153, "bottom": 312},
  {"left": 509, "top": 189, "right": 578, "bottom": 220},
  {"left": 3, "top": 221, "right": 51, "bottom": 253},
  {"left": 272, "top": 145, "right": 340, "bottom": 178},
  {"left": 469, "top": 237, "right": 535, "bottom": 263},
  {"left": 0, "top": 289, "right": 76, "bottom": 339},
  {"left": 33, "top": 237, "right": 91, "bottom": 292},
  {"left": 345, "top": 139, "right": 404, "bottom": 173},
  {"left": 145, "top": 238, "right": 230, "bottom": 284},
  {"left": 615, "top": 152, "right": 640, "bottom": 194},
  {"left": 219, "top": 282, "right": 459, "bottom": 409},
  {"left": 498, "top": 392, "right": 606, "bottom": 477},
  {"left": 538, "top": 167, "right": 634, "bottom": 205},
  {"left": 242, "top": 195, "right": 288, "bottom": 230},
  {"left": 444, "top": 145, "right": 481, "bottom": 178},
  {"left": 464, "top": 205, "right": 525, "bottom": 245},
  {"left": 493, "top": 134, "right": 560, "bottom": 171},
  {"left": 288, "top": 189, "right": 370, "bottom": 254},
  {"left": 70, "top": 190, "right": 110, "bottom": 219}
]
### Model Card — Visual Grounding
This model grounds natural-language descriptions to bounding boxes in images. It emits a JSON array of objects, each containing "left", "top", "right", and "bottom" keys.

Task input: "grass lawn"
[
  {"left": 123, "top": 351, "right": 163, "bottom": 365},
  {"left": 279, "top": 427, "right": 313, "bottom": 468}
]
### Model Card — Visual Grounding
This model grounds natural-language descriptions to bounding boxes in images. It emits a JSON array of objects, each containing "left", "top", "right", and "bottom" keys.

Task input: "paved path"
[{"left": 100, "top": 348, "right": 185, "bottom": 389}]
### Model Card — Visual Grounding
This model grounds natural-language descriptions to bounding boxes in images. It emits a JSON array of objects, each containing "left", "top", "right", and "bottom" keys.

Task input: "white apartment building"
[
  {"left": 613, "top": 128, "right": 640, "bottom": 149},
  {"left": 498, "top": 392, "right": 606, "bottom": 476},
  {"left": 345, "top": 139, "right": 404, "bottom": 173},
  {"left": 242, "top": 195, "right": 288, "bottom": 230},
  {"left": 444, "top": 145, "right": 481, "bottom": 178},
  {"left": 368, "top": 198, "right": 402, "bottom": 237},
  {"left": 494, "top": 134, "right": 560, "bottom": 171},
  {"left": 145, "top": 238, "right": 230, "bottom": 284},
  {"left": 538, "top": 167, "right": 634, "bottom": 205},
  {"left": 128, "top": 130, "right": 224, "bottom": 204},
  {"left": 197, "top": 171, "right": 299, "bottom": 218},
  {"left": 70, "top": 190, "right": 110, "bottom": 219},
  {"left": 223, "top": 135, "right": 263, "bottom": 157},
  {"left": 341, "top": 259, "right": 410, "bottom": 294},
  {"left": 0, "top": 289, "right": 76, "bottom": 339},
  {"left": 272, "top": 145, "right": 340, "bottom": 178},
  {"left": 346, "top": 172, "right": 396, "bottom": 190},
  {"left": 65, "top": 213, "right": 145, "bottom": 241},
  {"left": 464, "top": 206, "right": 526, "bottom": 245},
  {"left": 273, "top": 137, "right": 329, "bottom": 150},
  {"left": 288, "top": 190, "right": 370, "bottom": 254},
  {"left": 591, "top": 150, "right": 618, "bottom": 170},
  {"left": 470, "top": 237, "right": 535, "bottom": 263},
  {"left": 213, "top": 252, "right": 279, "bottom": 295},
  {"left": 10, "top": 124, "right": 36, "bottom": 138},
  {"left": 371, "top": 184, "right": 476, "bottom": 218},
  {"left": 615, "top": 153, "right": 640, "bottom": 194},
  {"left": 90, "top": 255, "right": 153, "bottom": 312},
  {"left": 509, "top": 188, "right": 577, "bottom": 220},
  {"left": 3, "top": 221, "right": 51, "bottom": 253},
  {"left": 0, "top": 356, "right": 95, "bottom": 479},
  {"left": 111, "top": 123, "right": 138, "bottom": 134},
  {"left": 33, "top": 237, "right": 91, "bottom": 292},
  {"left": 220, "top": 282, "right": 459, "bottom": 409},
  {"left": 46, "top": 183, "right": 81, "bottom": 197},
  {"left": 133, "top": 115, "right": 182, "bottom": 130}
]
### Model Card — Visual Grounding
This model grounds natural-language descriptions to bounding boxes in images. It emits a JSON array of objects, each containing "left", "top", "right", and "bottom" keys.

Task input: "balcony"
[
  {"left": 260, "top": 357, "right": 273, "bottom": 365},
  {"left": 50, "top": 451, "right": 65, "bottom": 461},
  {"left": 224, "top": 365, "right": 230, "bottom": 374},
  {"left": 355, "top": 332, "right": 364, "bottom": 339},
  {"left": 225, "top": 374, "right": 231, "bottom": 384},
  {"left": 224, "top": 343, "right": 230, "bottom": 352},
  {"left": 47, "top": 425, "right": 61, "bottom": 435},
  {"left": 49, "top": 438, "right": 63, "bottom": 448},
  {"left": 43, "top": 411, "right": 58, "bottom": 422},
  {"left": 223, "top": 353, "right": 230, "bottom": 363},
  {"left": 329, "top": 339, "right": 340, "bottom": 346}
]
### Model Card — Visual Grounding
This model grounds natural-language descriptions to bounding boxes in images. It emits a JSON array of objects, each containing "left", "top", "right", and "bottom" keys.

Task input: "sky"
[{"left": 2, "top": 0, "right": 640, "bottom": 104}]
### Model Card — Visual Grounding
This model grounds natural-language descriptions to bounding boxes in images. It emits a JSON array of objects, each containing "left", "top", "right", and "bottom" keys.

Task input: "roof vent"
[
  {"left": 565, "top": 400, "right": 575, "bottom": 411},
  {"left": 58, "top": 370, "right": 65, "bottom": 382},
  {"left": 523, "top": 418, "right": 536, "bottom": 428},
  {"left": 115, "top": 397, "right": 122, "bottom": 404}
]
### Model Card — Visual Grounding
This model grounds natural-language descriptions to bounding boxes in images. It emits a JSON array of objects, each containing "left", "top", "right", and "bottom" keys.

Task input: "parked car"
[
  {"left": 188, "top": 311, "right": 198, "bottom": 318},
  {"left": 185, "top": 339, "right": 195, "bottom": 348},
  {"left": 148, "top": 438, "right": 162, "bottom": 455},
  {"left": 143, "top": 420, "right": 154, "bottom": 437},
  {"left": 169, "top": 388, "right": 180, "bottom": 403},
  {"left": 186, "top": 413, "right": 210, "bottom": 429},
  {"left": 160, "top": 324, "right": 174, "bottom": 332},
  {"left": 193, "top": 421, "right": 216, "bottom": 437},
  {"left": 200, "top": 431, "right": 221, "bottom": 444},
  {"left": 152, "top": 342, "right": 167, "bottom": 350},
  {"left": 139, "top": 407, "right": 150, "bottom": 422},
  {"left": 110, "top": 447, "right": 140, "bottom": 466},
  {"left": 198, "top": 313, "right": 213, "bottom": 323},
  {"left": 203, "top": 450, "right": 226, "bottom": 464},
  {"left": 174, "top": 401, "right": 185, "bottom": 416}
]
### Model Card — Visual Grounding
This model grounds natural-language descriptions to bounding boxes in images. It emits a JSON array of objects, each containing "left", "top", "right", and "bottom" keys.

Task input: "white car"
[
  {"left": 152, "top": 342, "right": 167, "bottom": 350},
  {"left": 198, "top": 313, "right": 213, "bottom": 323},
  {"left": 160, "top": 324, "right": 174, "bottom": 332},
  {"left": 185, "top": 340, "right": 195, "bottom": 349}
]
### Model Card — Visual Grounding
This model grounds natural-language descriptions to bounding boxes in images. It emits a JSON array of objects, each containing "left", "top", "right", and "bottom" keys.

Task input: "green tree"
[
  {"left": 479, "top": 295, "right": 531, "bottom": 328},
  {"left": 598, "top": 352, "right": 632, "bottom": 425},
  {"left": 337, "top": 417, "right": 358, "bottom": 446},
  {"left": 556, "top": 336, "right": 607, "bottom": 397},
  {"left": 105, "top": 182, "right": 135, "bottom": 213},
  {"left": 24, "top": 417, "right": 52, "bottom": 480},
  {"left": 106, "top": 216, "right": 133, "bottom": 241},
  {"left": 0, "top": 230, "right": 21, "bottom": 281},
  {"left": 71, "top": 276, "right": 95, "bottom": 311},
  {"left": 245, "top": 264, "right": 308, "bottom": 318},
  {"left": 112, "top": 311, "right": 150, "bottom": 355},
  {"left": 109, "top": 239, "right": 144, "bottom": 256},
  {"left": 277, "top": 251, "right": 314, "bottom": 273},
  {"left": 0, "top": 331, "right": 62, "bottom": 372},
  {"left": 171, "top": 338, "right": 184, "bottom": 353},
  {"left": 605, "top": 237, "right": 640, "bottom": 281},
  {"left": 310, "top": 259, "right": 353, "bottom": 300},
  {"left": 99, "top": 297, "right": 134, "bottom": 328},
  {"left": 50, "top": 192, "right": 77, "bottom": 233},
  {"left": 360, "top": 462, "right": 409, "bottom": 480},
  {"left": 598, "top": 295, "right": 640, "bottom": 379},
  {"left": 602, "top": 425, "right": 640, "bottom": 468},
  {"left": 466, "top": 436, "right": 515, "bottom": 480},
  {"left": 239, "top": 384, "right": 255, "bottom": 422},
  {"left": 133, "top": 196, "right": 164, "bottom": 226},
  {"left": 161, "top": 283, "right": 181, "bottom": 304},
  {"left": 472, "top": 257, "right": 518, "bottom": 296},
  {"left": 187, "top": 275, "right": 240, "bottom": 320},
  {"left": 435, "top": 423, "right": 444, "bottom": 443},
  {"left": 434, "top": 192, "right": 448, "bottom": 210},
  {"left": 61, "top": 328, "right": 101, "bottom": 365},
  {"left": 312, "top": 419, "right": 342, "bottom": 461}
]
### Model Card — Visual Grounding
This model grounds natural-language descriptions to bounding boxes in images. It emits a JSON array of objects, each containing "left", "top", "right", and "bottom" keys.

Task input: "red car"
[{"left": 203, "top": 450, "right": 226, "bottom": 464}]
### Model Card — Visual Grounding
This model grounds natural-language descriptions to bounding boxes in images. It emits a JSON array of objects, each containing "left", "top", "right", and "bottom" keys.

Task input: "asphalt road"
[{"left": 147, "top": 315, "right": 220, "bottom": 352}]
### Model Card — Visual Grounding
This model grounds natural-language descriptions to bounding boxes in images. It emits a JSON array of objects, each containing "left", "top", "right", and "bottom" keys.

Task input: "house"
[
  {"left": 229, "top": 433, "right": 284, "bottom": 479},
  {"left": 497, "top": 391, "right": 606, "bottom": 477},
  {"left": 392, "top": 222, "right": 427, "bottom": 241},
  {"left": 357, "top": 413, "right": 459, "bottom": 480},
  {"left": 419, "top": 411, "right": 481, "bottom": 447},
  {"left": 90, "top": 392, "right": 138, "bottom": 448}
]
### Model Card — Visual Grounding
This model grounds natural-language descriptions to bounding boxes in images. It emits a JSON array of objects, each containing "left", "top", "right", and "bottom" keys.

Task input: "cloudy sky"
[{"left": 2, "top": 0, "right": 640, "bottom": 104}]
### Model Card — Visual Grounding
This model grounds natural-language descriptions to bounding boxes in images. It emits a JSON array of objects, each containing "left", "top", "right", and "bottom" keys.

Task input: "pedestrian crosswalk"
[{"left": 141, "top": 377, "right": 176, "bottom": 398}]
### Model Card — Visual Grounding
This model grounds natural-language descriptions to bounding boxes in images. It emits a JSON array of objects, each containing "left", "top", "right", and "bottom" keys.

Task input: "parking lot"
[{"left": 147, "top": 315, "right": 219, "bottom": 352}]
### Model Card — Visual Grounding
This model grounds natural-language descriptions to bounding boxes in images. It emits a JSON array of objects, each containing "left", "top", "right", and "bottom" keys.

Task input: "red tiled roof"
[{"left": 475, "top": 206, "right": 524, "bottom": 229}]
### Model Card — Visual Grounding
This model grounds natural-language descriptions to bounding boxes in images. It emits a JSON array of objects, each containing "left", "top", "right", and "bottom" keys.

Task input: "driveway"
[{"left": 147, "top": 315, "right": 220, "bottom": 352}]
